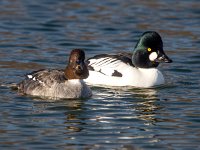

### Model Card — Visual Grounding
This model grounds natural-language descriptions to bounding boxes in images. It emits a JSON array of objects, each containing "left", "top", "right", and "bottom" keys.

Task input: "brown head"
[{"left": 65, "top": 49, "right": 89, "bottom": 80}]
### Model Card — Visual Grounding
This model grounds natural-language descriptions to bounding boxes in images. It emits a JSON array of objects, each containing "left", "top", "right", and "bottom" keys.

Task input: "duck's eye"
[{"left": 147, "top": 48, "right": 152, "bottom": 52}]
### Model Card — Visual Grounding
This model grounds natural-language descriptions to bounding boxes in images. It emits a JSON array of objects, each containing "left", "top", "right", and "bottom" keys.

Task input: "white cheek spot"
[
  {"left": 32, "top": 77, "right": 36, "bottom": 81},
  {"left": 149, "top": 52, "right": 158, "bottom": 61}
]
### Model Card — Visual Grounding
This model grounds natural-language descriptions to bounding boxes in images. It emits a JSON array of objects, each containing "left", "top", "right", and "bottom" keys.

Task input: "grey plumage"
[{"left": 18, "top": 69, "right": 92, "bottom": 99}]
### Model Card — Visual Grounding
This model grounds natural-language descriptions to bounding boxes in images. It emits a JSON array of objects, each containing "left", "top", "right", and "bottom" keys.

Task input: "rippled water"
[{"left": 0, "top": 0, "right": 200, "bottom": 149}]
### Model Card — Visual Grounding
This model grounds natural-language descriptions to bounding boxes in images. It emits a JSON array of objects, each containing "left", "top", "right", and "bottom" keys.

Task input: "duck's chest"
[{"left": 123, "top": 68, "right": 165, "bottom": 87}]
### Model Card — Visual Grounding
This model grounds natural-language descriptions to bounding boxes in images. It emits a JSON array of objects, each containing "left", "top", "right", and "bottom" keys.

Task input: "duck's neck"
[
  {"left": 64, "top": 66, "right": 89, "bottom": 80},
  {"left": 64, "top": 66, "right": 78, "bottom": 80}
]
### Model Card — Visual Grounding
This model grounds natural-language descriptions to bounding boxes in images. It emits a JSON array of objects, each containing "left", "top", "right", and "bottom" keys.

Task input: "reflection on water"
[
  {"left": 0, "top": 0, "right": 200, "bottom": 149},
  {"left": 131, "top": 89, "right": 161, "bottom": 124}
]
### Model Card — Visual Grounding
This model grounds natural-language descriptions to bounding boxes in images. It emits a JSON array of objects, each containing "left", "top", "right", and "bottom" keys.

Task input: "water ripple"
[{"left": 0, "top": 0, "right": 200, "bottom": 150}]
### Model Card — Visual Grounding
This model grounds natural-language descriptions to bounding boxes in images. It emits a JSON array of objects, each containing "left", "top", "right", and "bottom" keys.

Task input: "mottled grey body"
[{"left": 18, "top": 69, "right": 92, "bottom": 99}]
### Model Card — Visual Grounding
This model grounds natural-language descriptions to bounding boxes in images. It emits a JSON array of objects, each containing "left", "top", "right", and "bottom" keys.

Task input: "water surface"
[{"left": 0, "top": 0, "right": 200, "bottom": 149}]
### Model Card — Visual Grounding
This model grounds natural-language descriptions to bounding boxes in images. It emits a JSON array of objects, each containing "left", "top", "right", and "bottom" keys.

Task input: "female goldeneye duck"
[
  {"left": 18, "top": 49, "right": 92, "bottom": 99},
  {"left": 84, "top": 31, "right": 172, "bottom": 88}
]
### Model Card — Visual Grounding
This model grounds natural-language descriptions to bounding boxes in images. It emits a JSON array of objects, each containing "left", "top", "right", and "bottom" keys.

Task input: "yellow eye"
[{"left": 147, "top": 48, "right": 151, "bottom": 52}]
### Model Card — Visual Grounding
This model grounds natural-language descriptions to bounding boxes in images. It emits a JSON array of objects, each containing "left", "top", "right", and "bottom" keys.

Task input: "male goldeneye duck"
[
  {"left": 18, "top": 49, "right": 92, "bottom": 99},
  {"left": 85, "top": 31, "right": 172, "bottom": 87}
]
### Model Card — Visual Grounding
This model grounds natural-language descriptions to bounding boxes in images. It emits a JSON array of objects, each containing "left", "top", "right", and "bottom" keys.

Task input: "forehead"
[{"left": 70, "top": 50, "right": 85, "bottom": 60}]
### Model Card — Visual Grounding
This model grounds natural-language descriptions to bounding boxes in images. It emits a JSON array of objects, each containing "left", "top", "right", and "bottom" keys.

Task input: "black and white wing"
[{"left": 86, "top": 54, "right": 134, "bottom": 77}]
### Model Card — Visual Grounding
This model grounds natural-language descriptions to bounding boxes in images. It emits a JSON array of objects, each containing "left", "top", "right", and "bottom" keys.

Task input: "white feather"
[
  {"left": 27, "top": 75, "right": 33, "bottom": 79},
  {"left": 149, "top": 52, "right": 158, "bottom": 61},
  {"left": 86, "top": 55, "right": 165, "bottom": 87}
]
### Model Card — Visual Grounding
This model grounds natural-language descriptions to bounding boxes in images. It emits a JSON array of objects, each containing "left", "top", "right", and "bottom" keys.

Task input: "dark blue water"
[{"left": 0, "top": 0, "right": 200, "bottom": 149}]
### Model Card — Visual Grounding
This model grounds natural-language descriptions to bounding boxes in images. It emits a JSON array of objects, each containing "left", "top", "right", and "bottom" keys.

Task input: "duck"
[
  {"left": 17, "top": 49, "right": 92, "bottom": 99},
  {"left": 84, "top": 31, "right": 172, "bottom": 88}
]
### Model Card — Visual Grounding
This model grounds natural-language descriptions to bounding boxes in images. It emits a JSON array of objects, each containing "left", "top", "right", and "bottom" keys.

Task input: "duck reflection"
[
  {"left": 32, "top": 99, "right": 86, "bottom": 134},
  {"left": 94, "top": 87, "right": 163, "bottom": 125},
  {"left": 64, "top": 113, "right": 83, "bottom": 133},
  {"left": 26, "top": 87, "right": 164, "bottom": 150},
  {"left": 130, "top": 88, "right": 163, "bottom": 125}
]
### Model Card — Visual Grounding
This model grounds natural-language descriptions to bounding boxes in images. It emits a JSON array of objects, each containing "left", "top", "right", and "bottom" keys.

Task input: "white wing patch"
[
  {"left": 88, "top": 57, "right": 126, "bottom": 77},
  {"left": 26, "top": 73, "right": 45, "bottom": 85},
  {"left": 27, "top": 75, "right": 33, "bottom": 79}
]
